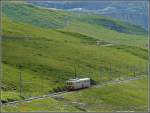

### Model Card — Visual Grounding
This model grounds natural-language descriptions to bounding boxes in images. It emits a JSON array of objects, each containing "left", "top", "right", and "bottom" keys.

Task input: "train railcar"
[{"left": 66, "top": 78, "right": 91, "bottom": 90}]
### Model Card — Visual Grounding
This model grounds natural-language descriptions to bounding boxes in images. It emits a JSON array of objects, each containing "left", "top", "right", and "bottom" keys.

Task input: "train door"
[{"left": 82, "top": 84, "right": 84, "bottom": 88}]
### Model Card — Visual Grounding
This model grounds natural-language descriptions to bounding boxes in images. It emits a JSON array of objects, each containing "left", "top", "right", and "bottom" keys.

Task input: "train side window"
[{"left": 68, "top": 82, "right": 71, "bottom": 85}]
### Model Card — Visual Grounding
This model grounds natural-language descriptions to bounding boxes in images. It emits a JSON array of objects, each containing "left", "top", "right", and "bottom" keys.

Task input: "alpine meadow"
[{"left": 1, "top": 1, "right": 149, "bottom": 112}]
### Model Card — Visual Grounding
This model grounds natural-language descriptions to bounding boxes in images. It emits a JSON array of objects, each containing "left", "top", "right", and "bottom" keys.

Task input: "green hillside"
[
  {"left": 2, "top": 2, "right": 147, "bottom": 35},
  {"left": 2, "top": 76, "right": 148, "bottom": 112},
  {"left": 1, "top": 1, "right": 148, "bottom": 111},
  {"left": 2, "top": 2, "right": 148, "bottom": 47}
]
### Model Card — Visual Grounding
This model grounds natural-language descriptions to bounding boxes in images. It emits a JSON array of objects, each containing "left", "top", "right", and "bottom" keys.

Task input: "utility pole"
[
  {"left": 100, "top": 64, "right": 103, "bottom": 76},
  {"left": 19, "top": 71, "right": 23, "bottom": 97},
  {"left": 99, "top": 65, "right": 102, "bottom": 82},
  {"left": 146, "top": 63, "right": 148, "bottom": 75},
  {"left": 109, "top": 64, "right": 112, "bottom": 76},
  {"left": 41, "top": 76, "right": 44, "bottom": 95},
  {"left": 132, "top": 66, "right": 136, "bottom": 77},
  {"left": 126, "top": 65, "right": 129, "bottom": 76},
  {"left": 74, "top": 64, "right": 77, "bottom": 79},
  {"left": 18, "top": 64, "right": 23, "bottom": 97}
]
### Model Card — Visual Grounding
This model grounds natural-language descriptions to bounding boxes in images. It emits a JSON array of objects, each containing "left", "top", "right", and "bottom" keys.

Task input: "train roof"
[{"left": 67, "top": 78, "right": 90, "bottom": 82}]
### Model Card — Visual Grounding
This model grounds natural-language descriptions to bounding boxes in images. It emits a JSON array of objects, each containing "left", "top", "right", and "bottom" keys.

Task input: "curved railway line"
[{"left": 1, "top": 75, "right": 146, "bottom": 106}]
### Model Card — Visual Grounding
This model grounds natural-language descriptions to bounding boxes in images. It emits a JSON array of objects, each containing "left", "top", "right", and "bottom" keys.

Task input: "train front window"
[{"left": 68, "top": 82, "right": 73, "bottom": 85}]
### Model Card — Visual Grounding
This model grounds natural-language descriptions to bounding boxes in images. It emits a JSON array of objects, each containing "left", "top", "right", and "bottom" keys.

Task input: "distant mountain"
[{"left": 28, "top": 1, "right": 148, "bottom": 30}]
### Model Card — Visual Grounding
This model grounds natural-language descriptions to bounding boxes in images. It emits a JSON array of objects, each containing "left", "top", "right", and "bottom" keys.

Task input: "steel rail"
[{"left": 1, "top": 75, "right": 146, "bottom": 106}]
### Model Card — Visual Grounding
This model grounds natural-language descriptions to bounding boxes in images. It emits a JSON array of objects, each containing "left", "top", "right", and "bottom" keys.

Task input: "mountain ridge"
[
  {"left": 2, "top": 2, "right": 147, "bottom": 35},
  {"left": 28, "top": 1, "right": 148, "bottom": 29}
]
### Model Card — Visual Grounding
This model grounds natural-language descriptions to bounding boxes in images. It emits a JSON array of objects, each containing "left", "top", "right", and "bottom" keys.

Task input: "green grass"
[
  {"left": 2, "top": 76, "right": 148, "bottom": 112},
  {"left": 2, "top": 2, "right": 69, "bottom": 29},
  {"left": 2, "top": 64, "right": 57, "bottom": 97},
  {"left": 2, "top": 96, "right": 82, "bottom": 112},
  {"left": 2, "top": 1, "right": 148, "bottom": 95},
  {"left": 1, "top": 91, "right": 22, "bottom": 103},
  {"left": 70, "top": 11, "right": 147, "bottom": 35},
  {"left": 62, "top": 21, "right": 148, "bottom": 47},
  {"left": 2, "top": 1, "right": 148, "bottom": 48},
  {"left": 112, "top": 45, "right": 148, "bottom": 60},
  {"left": 62, "top": 76, "right": 148, "bottom": 112},
  {"left": 2, "top": 17, "right": 148, "bottom": 95},
  {"left": 1, "top": 2, "right": 148, "bottom": 112},
  {"left": 2, "top": 2, "right": 147, "bottom": 35}
]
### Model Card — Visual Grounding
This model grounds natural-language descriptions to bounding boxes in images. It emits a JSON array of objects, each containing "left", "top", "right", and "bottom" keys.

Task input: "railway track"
[
  {"left": 1, "top": 91, "right": 69, "bottom": 106},
  {"left": 1, "top": 75, "right": 146, "bottom": 106},
  {"left": 92, "top": 75, "right": 146, "bottom": 88}
]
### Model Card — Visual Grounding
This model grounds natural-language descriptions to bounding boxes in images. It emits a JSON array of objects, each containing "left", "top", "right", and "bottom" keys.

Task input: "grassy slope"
[
  {"left": 1, "top": 1, "right": 148, "bottom": 107},
  {"left": 2, "top": 2, "right": 148, "bottom": 47},
  {"left": 62, "top": 21, "right": 148, "bottom": 47},
  {"left": 2, "top": 76, "right": 148, "bottom": 112},
  {"left": 63, "top": 76, "right": 148, "bottom": 112},
  {"left": 70, "top": 11, "right": 147, "bottom": 35},
  {"left": 2, "top": 16, "right": 148, "bottom": 95}
]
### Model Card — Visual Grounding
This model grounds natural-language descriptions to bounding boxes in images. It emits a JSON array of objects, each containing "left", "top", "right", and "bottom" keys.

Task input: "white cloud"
[{"left": 67, "top": 8, "right": 84, "bottom": 11}]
